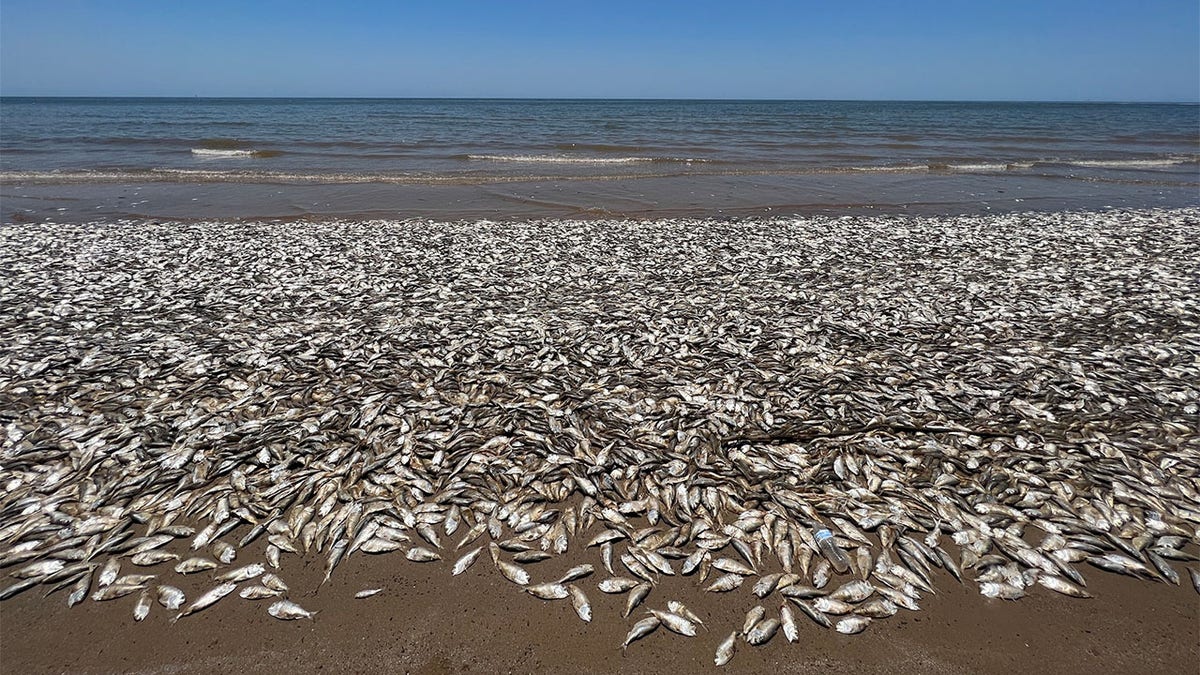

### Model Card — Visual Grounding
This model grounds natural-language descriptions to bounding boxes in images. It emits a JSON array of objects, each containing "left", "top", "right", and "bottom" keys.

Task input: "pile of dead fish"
[{"left": 1, "top": 208, "right": 1198, "bottom": 665}]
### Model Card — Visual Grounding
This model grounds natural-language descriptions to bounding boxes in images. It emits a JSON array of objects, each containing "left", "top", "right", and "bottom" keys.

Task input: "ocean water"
[{"left": 1, "top": 98, "right": 1197, "bottom": 219}]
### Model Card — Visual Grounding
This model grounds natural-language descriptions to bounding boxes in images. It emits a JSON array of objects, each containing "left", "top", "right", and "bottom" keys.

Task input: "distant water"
[{"left": 1, "top": 98, "right": 1197, "bottom": 220}]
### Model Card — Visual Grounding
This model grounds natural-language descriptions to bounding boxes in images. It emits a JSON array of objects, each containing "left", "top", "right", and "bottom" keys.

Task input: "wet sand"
[{"left": 3, "top": 538, "right": 1197, "bottom": 674}]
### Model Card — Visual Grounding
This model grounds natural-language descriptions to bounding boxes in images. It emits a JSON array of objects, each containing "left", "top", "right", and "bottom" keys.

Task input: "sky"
[{"left": 1, "top": 1, "right": 1198, "bottom": 101}]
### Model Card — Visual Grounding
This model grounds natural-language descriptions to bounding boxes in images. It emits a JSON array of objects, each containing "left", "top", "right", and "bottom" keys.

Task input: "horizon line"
[{"left": 1, "top": 95, "right": 1198, "bottom": 105}]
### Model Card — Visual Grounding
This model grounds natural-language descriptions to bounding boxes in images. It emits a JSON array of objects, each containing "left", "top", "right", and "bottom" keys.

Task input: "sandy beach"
[{"left": 2, "top": 209, "right": 1198, "bottom": 674}]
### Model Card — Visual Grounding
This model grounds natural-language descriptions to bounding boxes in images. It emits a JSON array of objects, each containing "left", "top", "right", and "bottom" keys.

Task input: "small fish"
[
  {"left": 650, "top": 609, "right": 697, "bottom": 637},
  {"left": 98, "top": 558, "right": 120, "bottom": 587},
  {"left": 406, "top": 547, "right": 441, "bottom": 562},
  {"left": 746, "top": 618, "right": 781, "bottom": 645},
  {"left": 742, "top": 606, "right": 766, "bottom": 635},
  {"left": 175, "top": 582, "right": 237, "bottom": 620},
  {"left": 1188, "top": 567, "right": 1200, "bottom": 595},
  {"left": 789, "top": 598, "right": 833, "bottom": 628},
  {"left": 855, "top": 597, "right": 898, "bottom": 618},
  {"left": 753, "top": 573, "right": 783, "bottom": 598},
  {"left": 1037, "top": 575, "right": 1092, "bottom": 599},
  {"left": 156, "top": 585, "right": 186, "bottom": 610},
  {"left": 598, "top": 577, "right": 639, "bottom": 593},
  {"left": 355, "top": 588, "right": 384, "bottom": 599},
  {"left": 513, "top": 551, "right": 553, "bottom": 564},
  {"left": 452, "top": 547, "right": 482, "bottom": 576},
  {"left": 174, "top": 557, "right": 218, "bottom": 575},
  {"left": 261, "top": 573, "right": 288, "bottom": 592},
  {"left": 779, "top": 584, "right": 825, "bottom": 599},
  {"left": 66, "top": 573, "right": 91, "bottom": 607},
  {"left": 667, "top": 600, "right": 704, "bottom": 628},
  {"left": 558, "top": 564, "right": 594, "bottom": 584},
  {"left": 624, "top": 582, "right": 652, "bottom": 617},
  {"left": 567, "top": 584, "right": 591, "bottom": 622},
  {"left": 216, "top": 563, "right": 265, "bottom": 582},
  {"left": 705, "top": 574, "right": 744, "bottom": 592},
  {"left": 268, "top": 599, "right": 317, "bottom": 620},
  {"left": 130, "top": 550, "right": 178, "bottom": 566},
  {"left": 829, "top": 579, "right": 874, "bottom": 603},
  {"left": 239, "top": 585, "right": 282, "bottom": 600},
  {"left": 133, "top": 590, "right": 152, "bottom": 621},
  {"left": 622, "top": 616, "right": 660, "bottom": 649},
  {"left": 715, "top": 630, "right": 738, "bottom": 666},
  {"left": 813, "top": 597, "right": 855, "bottom": 615},
  {"left": 525, "top": 583, "right": 569, "bottom": 600},
  {"left": 12, "top": 560, "right": 65, "bottom": 579},
  {"left": 211, "top": 541, "right": 237, "bottom": 565},
  {"left": 92, "top": 583, "right": 145, "bottom": 602},
  {"left": 497, "top": 560, "right": 530, "bottom": 585},
  {"left": 780, "top": 604, "right": 799, "bottom": 642},
  {"left": 836, "top": 616, "right": 871, "bottom": 634},
  {"left": 712, "top": 557, "right": 756, "bottom": 576}
]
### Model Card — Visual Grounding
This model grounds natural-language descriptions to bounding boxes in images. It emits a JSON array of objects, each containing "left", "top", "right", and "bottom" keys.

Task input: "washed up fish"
[
  {"left": 239, "top": 585, "right": 282, "bottom": 600},
  {"left": 406, "top": 547, "right": 441, "bottom": 563},
  {"left": 174, "top": 558, "right": 218, "bottom": 575},
  {"left": 156, "top": 585, "right": 186, "bottom": 610},
  {"left": 131, "top": 551, "right": 178, "bottom": 567},
  {"left": 667, "top": 600, "right": 704, "bottom": 629},
  {"left": 355, "top": 588, "right": 384, "bottom": 599},
  {"left": 496, "top": 560, "right": 530, "bottom": 586},
  {"left": 261, "top": 574, "right": 288, "bottom": 592},
  {"left": 92, "top": 583, "right": 145, "bottom": 602},
  {"left": 268, "top": 599, "right": 317, "bottom": 620},
  {"left": 624, "top": 582, "right": 652, "bottom": 617},
  {"left": 525, "top": 583, "right": 569, "bottom": 600},
  {"left": 598, "top": 577, "right": 640, "bottom": 593},
  {"left": 567, "top": 584, "right": 591, "bottom": 622},
  {"left": 705, "top": 574, "right": 745, "bottom": 592},
  {"left": 133, "top": 590, "right": 152, "bottom": 621},
  {"left": 174, "top": 582, "right": 237, "bottom": 620},
  {"left": 216, "top": 563, "right": 265, "bottom": 583},
  {"left": 558, "top": 564, "right": 594, "bottom": 584},
  {"left": 780, "top": 604, "right": 799, "bottom": 642},
  {"left": 746, "top": 618, "right": 781, "bottom": 645},
  {"left": 715, "top": 630, "right": 738, "bottom": 666},
  {"left": 836, "top": 616, "right": 871, "bottom": 634},
  {"left": 829, "top": 579, "right": 874, "bottom": 603},
  {"left": 452, "top": 547, "right": 482, "bottom": 576},
  {"left": 742, "top": 606, "right": 765, "bottom": 635},
  {"left": 650, "top": 609, "right": 697, "bottom": 637},
  {"left": 622, "top": 616, "right": 660, "bottom": 649}
]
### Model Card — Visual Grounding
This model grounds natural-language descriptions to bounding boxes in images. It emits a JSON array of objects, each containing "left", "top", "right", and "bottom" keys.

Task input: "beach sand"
[{"left": 1, "top": 209, "right": 1197, "bottom": 674}]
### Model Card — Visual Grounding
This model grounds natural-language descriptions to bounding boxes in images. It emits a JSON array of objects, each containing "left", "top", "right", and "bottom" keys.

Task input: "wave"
[
  {"left": 1059, "top": 158, "right": 1197, "bottom": 168},
  {"left": 465, "top": 154, "right": 708, "bottom": 164},
  {"left": 191, "top": 148, "right": 282, "bottom": 158}
]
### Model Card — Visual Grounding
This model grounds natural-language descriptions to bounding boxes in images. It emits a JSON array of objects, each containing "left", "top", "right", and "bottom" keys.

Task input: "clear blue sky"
[{"left": 2, "top": 1, "right": 1197, "bottom": 101}]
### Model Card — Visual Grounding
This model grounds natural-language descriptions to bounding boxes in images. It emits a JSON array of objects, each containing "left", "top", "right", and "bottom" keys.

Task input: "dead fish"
[
  {"left": 712, "top": 557, "right": 756, "bottom": 576},
  {"left": 622, "top": 616, "right": 661, "bottom": 649},
  {"left": 360, "top": 538, "right": 403, "bottom": 554},
  {"left": 268, "top": 599, "right": 317, "bottom": 620},
  {"left": 130, "top": 550, "right": 178, "bottom": 566},
  {"left": 624, "top": 582, "right": 652, "bottom": 617},
  {"left": 558, "top": 564, "right": 594, "bottom": 584},
  {"left": 261, "top": 574, "right": 288, "bottom": 592},
  {"left": 855, "top": 597, "right": 898, "bottom": 618},
  {"left": 742, "top": 605, "right": 766, "bottom": 635},
  {"left": 156, "top": 585, "right": 186, "bottom": 610},
  {"left": 513, "top": 551, "right": 553, "bottom": 564},
  {"left": 525, "top": 583, "right": 569, "bottom": 600},
  {"left": 66, "top": 573, "right": 91, "bottom": 607},
  {"left": 0, "top": 578, "right": 39, "bottom": 601},
  {"left": 1037, "top": 575, "right": 1092, "bottom": 598},
  {"left": 215, "top": 563, "right": 265, "bottom": 583},
  {"left": 174, "top": 557, "right": 218, "bottom": 575},
  {"left": 211, "top": 540, "right": 237, "bottom": 564},
  {"left": 1188, "top": 567, "right": 1200, "bottom": 595},
  {"left": 355, "top": 588, "right": 383, "bottom": 598},
  {"left": 598, "top": 577, "right": 640, "bottom": 593},
  {"left": 133, "top": 590, "right": 152, "bottom": 621},
  {"left": 715, "top": 630, "right": 738, "bottom": 666},
  {"left": 406, "top": 547, "right": 441, "bottom": 562},
  {"left": 98, "top": 558, "right": 120, "bottom": 587},
  {"left": 496, "top": 560, "right": 530, "bottom": 586},
  {"left": 789, "top": 598, "right": 833, "bottom": 628},
  {"left": 829, "top": 579, "right": 874, "bottom": 603},
  {"left": 780, "top": 604, "right": 799, "bottom": 642},
  {"left": 452, "top": 547, "right": 482, "bottom": 576},
  {"left": 753, "top": 573, "right": 783, "bottom": 598},
  {"left": 979, "top": 582, "right": 1025, "bottom": 600},
  {"left": 705, "top": 574, "right": 745, "bottom": 592},
  {"left": 746, "top": 618, "right": 781, "bottom": 645},
  {"left": 92, "top": 583, "right": 145, "bottom": 602},
  {"left": 813, "top": 597, "right": 855, "bottom": 615},
  {"left": 836, "top": 616, "right": 871, "bottom": 634},
  {"left": 239, "top": 585, "right": 282, "bottom": 600},
  {"left": 667, "top": 600, "right": 704, "bottom": 629},
  {"left": 174, "top": 582, "right": 237, "bottom": 620},
  {"left": 13, "top": 560, "right": 65, "bottom": 579},
  {"left": 651, "top": 609, "right": 698, "bottom": 637},
  {"left": 567, "top": 584, "right": 591, "bottom": 622}
]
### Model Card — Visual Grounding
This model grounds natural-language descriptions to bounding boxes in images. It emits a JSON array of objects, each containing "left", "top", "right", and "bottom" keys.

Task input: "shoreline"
[{"left": 2, "top": 208, "right": 1198, "bottom": 673}]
